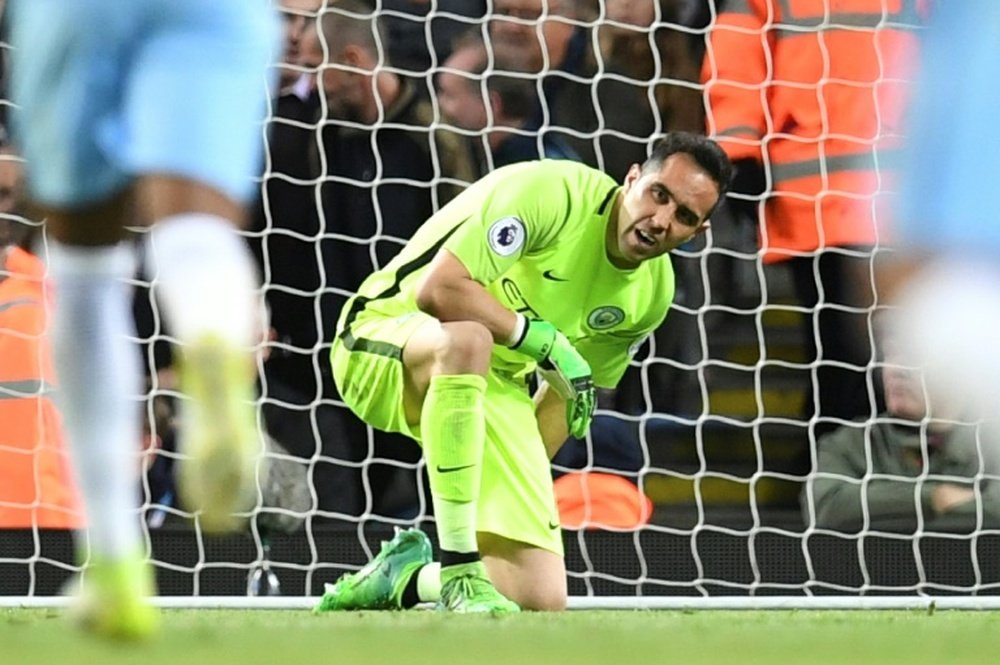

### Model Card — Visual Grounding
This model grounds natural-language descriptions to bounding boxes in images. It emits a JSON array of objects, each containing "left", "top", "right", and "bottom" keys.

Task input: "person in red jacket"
[{"left": 703, "top": 0, "right": 925, "bottom": 432}]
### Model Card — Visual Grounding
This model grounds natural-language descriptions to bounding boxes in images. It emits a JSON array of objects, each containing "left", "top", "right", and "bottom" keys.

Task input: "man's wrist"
[
  {"left": 506, "top": 312, "right": 527, "bottom": 348},
  {"left": 510, "top": 317, "right": 556, "bottom": 361}
]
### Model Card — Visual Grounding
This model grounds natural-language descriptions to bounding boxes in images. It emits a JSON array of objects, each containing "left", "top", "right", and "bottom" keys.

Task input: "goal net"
[{"left": 5, "top": 0, "right": 1000, "bottom": 608}]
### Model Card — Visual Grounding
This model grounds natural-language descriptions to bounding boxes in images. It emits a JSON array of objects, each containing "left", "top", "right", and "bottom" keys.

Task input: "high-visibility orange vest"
[
  {"left": 0, "top": 246, "right": 82, "bottom": 529},
  {"left": 702, "top": 0, "right": 926, "bottom": 262}
]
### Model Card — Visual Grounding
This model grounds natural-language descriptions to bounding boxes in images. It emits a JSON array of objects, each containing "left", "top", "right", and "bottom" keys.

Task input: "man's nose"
[{"left": 650, "top": 203, "right": 677, "bottom": 233}]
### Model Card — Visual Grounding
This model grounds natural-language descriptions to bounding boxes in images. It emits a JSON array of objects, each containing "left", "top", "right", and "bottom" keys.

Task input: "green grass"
[{"left": 4, "top": 608, "right": 1000, "bottom": 665}]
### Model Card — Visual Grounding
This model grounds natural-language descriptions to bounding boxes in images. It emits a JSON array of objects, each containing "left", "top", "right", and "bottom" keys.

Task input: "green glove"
[{"left": 510, "top": 318, "right": 596, "bottom": 438}]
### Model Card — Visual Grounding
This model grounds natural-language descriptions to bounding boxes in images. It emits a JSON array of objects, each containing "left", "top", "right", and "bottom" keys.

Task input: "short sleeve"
[{"left": 443, "top": 163, "right": 570, "bottom": 284}]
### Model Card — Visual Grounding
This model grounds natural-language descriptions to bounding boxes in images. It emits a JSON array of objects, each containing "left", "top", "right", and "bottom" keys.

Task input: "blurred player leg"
[
  {"left": 41, "top": 199, "right": 157, "bottom": 640},
  {"left": 7, "top": 0, "right": 277, "bottom": 638},
  {"left": 130, "top": 3, "right": 278, "bottom": 532},
  {"left": 143, "top": 180, "right": 263, "bottom": 534},
  {"left": 889, "top": 1, "right": 1000, "bottom": 439},
  {"left": 892, "top": 260, "right": 1000, "bottom": 449},
  {"left": 8, "top": 0, "right": 156, "bottom": 639}
]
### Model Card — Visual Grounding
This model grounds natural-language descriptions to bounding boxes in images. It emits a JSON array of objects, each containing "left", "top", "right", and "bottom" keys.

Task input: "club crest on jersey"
[
  {"left": 487, "top": 217, "right": 525, "bottom": 256},
  {"left": 588, "top": 306, "right": 625, "bottom": 330}
]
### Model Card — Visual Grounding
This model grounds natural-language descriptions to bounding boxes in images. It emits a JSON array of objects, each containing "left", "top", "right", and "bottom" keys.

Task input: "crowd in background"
[{"left": 4, "top": 0, "right": 997, "bottom": 537}]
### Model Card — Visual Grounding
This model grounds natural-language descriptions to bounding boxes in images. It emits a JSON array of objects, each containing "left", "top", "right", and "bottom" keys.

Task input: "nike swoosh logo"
[
  {"left": 548, "top": 520, "right": 561, "bottom": 530},
  {"left": 435, "top": 463, "right": 475, "bottom": 474},
  {"left": 542, "top": 270, "right": 569, "bottom": 282}
]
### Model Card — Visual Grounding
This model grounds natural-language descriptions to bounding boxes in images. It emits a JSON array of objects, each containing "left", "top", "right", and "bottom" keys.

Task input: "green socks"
[{"left": 422, "top": 374, "right": 487, "bottom": 555}]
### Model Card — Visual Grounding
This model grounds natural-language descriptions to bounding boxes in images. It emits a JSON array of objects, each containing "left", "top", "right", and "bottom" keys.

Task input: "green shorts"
[{"left": 331, "top": 310, "right": 563, "bottom": 556}]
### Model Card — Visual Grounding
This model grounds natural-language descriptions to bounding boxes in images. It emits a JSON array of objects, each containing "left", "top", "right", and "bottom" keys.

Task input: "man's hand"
[
  {"left": 511, "top": 319, "right": 596, "bottom": 438},
  {"left": 930, "top": 483, "right": 976, "bottom": 515}
]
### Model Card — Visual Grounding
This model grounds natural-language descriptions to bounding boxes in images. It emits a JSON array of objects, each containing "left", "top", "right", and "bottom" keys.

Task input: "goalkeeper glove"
[{"left": 509, "top": 316, "right": 596, "bottom": 438}]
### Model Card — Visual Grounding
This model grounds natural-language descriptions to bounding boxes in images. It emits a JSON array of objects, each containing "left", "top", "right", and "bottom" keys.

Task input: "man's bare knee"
[
  {"left": 488, "top": 567, "right": 567, "bottom": 611},
  {"left": 434, "top": 321, "right": 493, "bottom": 375},
  {"left": 480, "top": 533, "right": 567, "bottom": 611},
  {"left": 517, "top": 587, "right": 567, "bottom": 612}
]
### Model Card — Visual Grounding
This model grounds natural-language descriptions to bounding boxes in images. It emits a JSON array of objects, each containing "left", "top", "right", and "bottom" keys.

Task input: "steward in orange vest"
[
  {"left": 702, "top": 0, "right": 926, "bottom": 428},
  {"left": 0, "top": 245, "right": 82, "bottom": 528},
  {"left": 703, "top": 0, "right": 924, "bottom": 261}
]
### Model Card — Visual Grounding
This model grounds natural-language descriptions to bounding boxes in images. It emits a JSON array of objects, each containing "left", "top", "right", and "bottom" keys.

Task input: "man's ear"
[
  {"left": 623, "top": 163, "right": 642, "bottom": 190},
  {"left": 342, "top": 44, "right": 373, "bottom": 71},
  {"left": 487, "top": 89, "right": 503, "bottom": 121}
]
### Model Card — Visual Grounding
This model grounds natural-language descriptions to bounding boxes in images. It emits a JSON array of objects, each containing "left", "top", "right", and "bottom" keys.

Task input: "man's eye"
[{"left": 681, "top": 212, "right": 697, "bottom": 226}]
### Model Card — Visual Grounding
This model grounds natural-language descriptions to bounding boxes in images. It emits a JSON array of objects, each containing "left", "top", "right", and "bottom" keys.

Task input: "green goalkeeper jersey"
[{"left": 337, "top": 159, "right": 674, "bottom": 389}]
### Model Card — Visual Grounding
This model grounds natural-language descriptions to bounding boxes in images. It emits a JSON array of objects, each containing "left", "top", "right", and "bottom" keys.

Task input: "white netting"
[{"left": 5, "top": 0, "right": 1000, "bottom": 606}]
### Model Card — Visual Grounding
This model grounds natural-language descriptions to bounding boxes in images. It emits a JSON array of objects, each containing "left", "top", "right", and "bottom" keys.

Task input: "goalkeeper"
[{"left": 319, "top": 133, "right": 731, "bottom": 613}]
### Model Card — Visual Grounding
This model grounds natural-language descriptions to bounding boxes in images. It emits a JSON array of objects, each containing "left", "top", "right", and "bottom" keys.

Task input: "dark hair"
[
  {"left": 641, "top": 132, "right": 733, "bottom": 215},
  {"left": 486, "top": 74, "right": 537, "bottom": 122},
  {"left": 445, "top": 27, "right": 539, "bottom": 124},
  {"left": 320, "top": 0, "right": 390, "bottom": 64}
]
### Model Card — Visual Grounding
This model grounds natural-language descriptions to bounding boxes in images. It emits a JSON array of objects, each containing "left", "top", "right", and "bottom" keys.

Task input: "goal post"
[{"left": 4, "top": 0, "right": 1000, "bottom": 609}]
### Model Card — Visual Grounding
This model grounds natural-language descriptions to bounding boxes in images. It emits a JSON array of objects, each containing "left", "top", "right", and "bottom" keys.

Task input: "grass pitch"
[{"left": 4, "top": 608, "right": 999, "bottom": 665}]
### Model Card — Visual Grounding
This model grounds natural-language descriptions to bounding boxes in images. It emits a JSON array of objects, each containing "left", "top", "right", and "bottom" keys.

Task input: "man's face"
[
  {"left": 882, "top": 359, "right": 928, "bottom": 422},
  {"left": 278, "top": 0, "right": 321, "bottom": 90},
  {"left": 319, "top": 61, "right": 363, "bottom": 122},
  {"left": 489, "top": 0, "right": 568, "bottom": 73},
  {"left": 302, "top": 25, "right": 366, "bottom": 123},
  {"left": 605, "top": 0, "right": 657, "bottom": 30},
  {"left": 611, "top": 153, "right": 719, "bottom": 267},
  {"left": 436, "top": 47, "right": 489, "bottom": 131}
]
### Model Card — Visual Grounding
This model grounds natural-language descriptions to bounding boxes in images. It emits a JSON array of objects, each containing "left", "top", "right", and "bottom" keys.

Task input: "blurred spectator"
[
  {"left": 489, "top": 0, "right": 584, "bottom": 78},
  {"left": 488, "top": 0, "right": 600, "bottom": 168},
  {"left": 276, "top": 0, "right": 322, "bottom": 96},
  {"left": 702, "top": 0, "right": 923, "bottom": 432},
  {"left": 250, "top": 0, "right": 325, "bottom": 401},
  {"left": 801, "top": 338, "right": 1000, "bottom": 534},
  {"left": 379, "top": 0, "right": 488, "bottom": 75},
  {"left": 580, "top": 0, "right": 707, "bottom": 416},
  {"left": 590, "top": 0, "right": 703, "bottom": 180},
  {"left": 312, "top": 0, "right": 475, "bottom": 341},
  {"left": 883, "top": 2, "right": 1000, "bottom": 438},
  {"left": 0, "top": 149, "right": 82, "bottom": 529},
  {"left": 436, "top": 28, "right": 580, "bottom": 176},
  {"left": 278, "top": 0, "right": 476, "bottom": 518},
  {"left": 142, "top": 390, "right": 176, "bottom": 528}
]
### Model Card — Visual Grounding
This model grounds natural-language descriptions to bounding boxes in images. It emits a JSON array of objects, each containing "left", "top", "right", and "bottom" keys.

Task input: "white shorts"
[{"left": 8, "top": 0, "right": 279, "bottom": 207}]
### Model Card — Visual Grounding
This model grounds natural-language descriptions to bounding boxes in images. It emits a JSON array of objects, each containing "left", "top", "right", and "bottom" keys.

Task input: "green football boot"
[
  {"left": 70, "top": 554, "right": 159, "bottom": 641},
  {"left": 314, "top": 528, "right": 432, "bottom": 612},
  {"left": 436, "top": 561, "right": 521, "bottom": 614}
]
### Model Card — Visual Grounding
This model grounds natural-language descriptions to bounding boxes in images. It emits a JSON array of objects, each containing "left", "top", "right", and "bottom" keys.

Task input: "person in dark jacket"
[
  {"left": 435, "top": 29, "right": 581, "bottom": 177},
  {"left": 311, "top": 0, "right": 476, "bottom": 347},
  {"left": 280, "top": 0, "right": 477, "bottom": 518},
  {"left": 802, "top": 339, "right": 1000, "bottom": 534}
]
